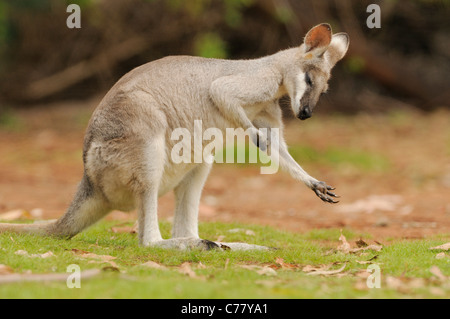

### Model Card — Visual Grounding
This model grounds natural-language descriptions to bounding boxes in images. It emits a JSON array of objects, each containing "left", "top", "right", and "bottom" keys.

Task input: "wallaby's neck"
[
  {"left": 256, "top": 48, "right": 298, "bottom": 98},
  {"left": 265, "top": 47, "right": 299, "bottom": 73}
]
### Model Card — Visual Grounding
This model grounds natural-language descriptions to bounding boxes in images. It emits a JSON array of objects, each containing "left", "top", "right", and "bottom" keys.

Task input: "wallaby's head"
[{"left": 283, "top": 23, "right": 349, "bottom": 120}]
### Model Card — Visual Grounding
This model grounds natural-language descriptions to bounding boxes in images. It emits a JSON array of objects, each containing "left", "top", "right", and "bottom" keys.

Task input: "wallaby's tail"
[
  {"left": 0, "top": 173, "right": 109, "bottom": 239},
  {"left": 0, "top": 221, "right": 55, "bottom": 236}
]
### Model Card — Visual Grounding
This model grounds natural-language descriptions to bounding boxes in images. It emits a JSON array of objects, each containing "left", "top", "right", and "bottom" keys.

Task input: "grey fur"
[{"left": 0, "top": 24, "right": 349, "bottom": 250}]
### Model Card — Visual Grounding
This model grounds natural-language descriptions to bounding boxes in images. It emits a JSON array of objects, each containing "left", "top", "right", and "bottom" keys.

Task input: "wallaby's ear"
[
  {"left": 303, "top": 23, "right": 332, "bottom": 57},
  {"left": 325, "top": 33, "right": 350, "bottom": 67}
]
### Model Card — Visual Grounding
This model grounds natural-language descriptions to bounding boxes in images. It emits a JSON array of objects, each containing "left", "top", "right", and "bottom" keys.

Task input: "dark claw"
[
  {"left": 252, "top": 132, "right": 267, "bottom": 151},
  {"left": 313, "top": 181, "right": 340, "bottom": 204},
  {"left": 200, "top": 239, "right": 220, "bottom": 250},
  {"left": 259, "top": 142, "right": 267, "bottom": 152},
  {"left": 327, "top": 191, "right": 339, "bottom": 198}
]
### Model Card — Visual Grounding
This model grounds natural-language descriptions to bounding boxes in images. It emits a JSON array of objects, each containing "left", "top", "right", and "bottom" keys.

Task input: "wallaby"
[{"left": 0, "top": 24, "right": 349, "bottom": 250}]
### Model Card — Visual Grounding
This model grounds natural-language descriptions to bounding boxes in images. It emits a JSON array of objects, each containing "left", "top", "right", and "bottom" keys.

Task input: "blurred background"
[
  {"left": 0, "top": 0, "right": 449, "bottom": 239},
  {"left": 0, "top": 0, "right": 449, "bottom": 112}
]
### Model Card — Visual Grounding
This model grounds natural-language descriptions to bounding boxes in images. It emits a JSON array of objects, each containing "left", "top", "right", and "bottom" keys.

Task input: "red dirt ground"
[{"left": 1, "top": 97, "right": 449, "bottom": 240}]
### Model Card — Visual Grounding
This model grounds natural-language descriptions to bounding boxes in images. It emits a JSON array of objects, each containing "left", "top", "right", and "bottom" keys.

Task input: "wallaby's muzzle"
[{"left": 298, "top": 106, "right": 312, "bottom": 120}]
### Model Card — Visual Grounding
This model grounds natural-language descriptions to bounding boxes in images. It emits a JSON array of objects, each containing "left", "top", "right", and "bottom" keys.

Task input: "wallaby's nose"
[{"left": 298, "top": 106, "right": 312, "bottom": 120}]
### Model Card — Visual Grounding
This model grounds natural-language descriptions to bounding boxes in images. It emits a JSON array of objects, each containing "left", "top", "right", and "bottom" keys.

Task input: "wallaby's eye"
[{"left": 305, "top": 73, "right": 313, "bottom": 86}]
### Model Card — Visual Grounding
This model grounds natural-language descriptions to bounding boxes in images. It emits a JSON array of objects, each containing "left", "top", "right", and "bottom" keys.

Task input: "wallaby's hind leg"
[
  {"left": 172, "top": 162, "right": 213, "bottom": 238},
  {"left": 49, "top": 174, "right": 110, "bottom": 238},
  {"left": 137, "top": 188, "right": 163, "bottom": 245},
  {"left": 136, "top": 136, "right": 165, "bottom": 246},
  {"left": 138, "top": 181, "right": 217, "bottom": 249},
  {"left": 137, "top": 140, "right": 217, "bottom": 250},
  {"left": 170, "top": 161, "right": 268, "bottom": 251}
]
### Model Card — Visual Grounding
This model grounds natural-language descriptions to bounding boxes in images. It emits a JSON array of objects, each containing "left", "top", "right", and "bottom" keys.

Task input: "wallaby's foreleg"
[
  {"left": 253, "top": 117, "right": 339, "bottom": 203},
  {"left": 172, "top": 161, "right": 212, "bottom": 238},
  {"left": 278, "top": 141, "right": 339, "bottom": 203},
  {"left": 275, "top": 138, "right": 339, "bottom": 203},
  {"left": 209, "top": 73, "right": 281, "bottom": 132}
]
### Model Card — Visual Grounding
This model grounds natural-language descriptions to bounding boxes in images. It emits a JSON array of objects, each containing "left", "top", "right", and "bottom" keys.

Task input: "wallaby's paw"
[
  {"left": 311, "top": 181, "right": 340, "bottom": 204},
  {"left": 248, "top": 127, "right": 269, "bottom": 152}
]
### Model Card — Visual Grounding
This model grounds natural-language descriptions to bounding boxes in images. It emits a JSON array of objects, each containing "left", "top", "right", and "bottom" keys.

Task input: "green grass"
[{"left": 0, "top": 221, "right": 448, "bottom": 298}]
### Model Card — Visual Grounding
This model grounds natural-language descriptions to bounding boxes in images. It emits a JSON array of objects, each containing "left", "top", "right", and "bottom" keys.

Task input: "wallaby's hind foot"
[
  {"left": 148, "top": 237, "right": 220, "bottom": 251},
  {"left": 146, "top": 238, "right": 271, "bottom": 251},
  {"left": 217, "top": 242, "right": 272, "bottom": 251}
]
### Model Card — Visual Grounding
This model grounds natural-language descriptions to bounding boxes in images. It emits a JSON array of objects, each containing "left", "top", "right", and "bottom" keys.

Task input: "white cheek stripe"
[{"left": 293, "top": 72, "right": 307, "bottom": 114}]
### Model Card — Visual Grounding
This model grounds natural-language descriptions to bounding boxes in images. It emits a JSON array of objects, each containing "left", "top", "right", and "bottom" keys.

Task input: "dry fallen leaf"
[
  {"left": 140, "top": 261, "right": 167, "bottom": 270},
  {"left": 70, "top": 248, "right": 90, "bottom": 254},
  {"left": 429, "top": 287, "right": 446, "bottom": 296},
  {"left": 337, "top": 232, "right": 382, "bottom": 254},
  {"left": 197, "top": 262, "right": 207, "bottom": 269},
  {"left": 430, "top": 266, "right": 447, "bottom": 281},
  {"left": 178, "top": 262, "right": 193, "bottom": 277},
  {"left": 71, "top": 250, "right": 118, "bottom": 268},
  {"left": 435, "top": 252, "right": 449, "bottom": 259},
  {"left": 256, "top": 267, "right": 277, "bottom": 276},
  {"left": 303, "top": 263, "right": 347, "bottom": 276},
  {"left": 356, "top": 238, "right": 368, "bottom": 248},
  {"left": 337, "top": 230, "right": 351, "bottom": 253},
  {"left": 356, "top": 260, "right": 373, "bottom": 265},
  {"left": 351, "top": 244, "right": 383, "bottom": 253},
  {"left": 302, "top": 264, "right": 328, "bottom": 272},
  {"left": 0, "top": 264, "right": 14, "bottom": 275},
  {"left": 179, "top": 262, "right": 205, "bottom": 280},
  {"left": 429, "top": 243, "right": 450, "bottom": 251},
  {"left": 239, "top": 265, "right": 277, "bottom": 276},
  {"left": 384, "top": 276, "right": 433, "bottom": 293},
  {"left": 385, "top": 276, "right": 405, "bottom": 290},
  {"left": 39, "top": 251, "right": 55, "bottom": 258},
  {"left": 14, "top": 250, "right": 55, "bottom": 258},
  {"left": 274, "top": 258, "right": 300, "bottom": 270},
  {"left": 14, "top": 250, "right": 28, "bottom": 256},
  {"left": 322, "top": 249, "right": 335, "bottom": 256},
  {"left": 356, "top": 255, "right": 379, "bottom": 265}
]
